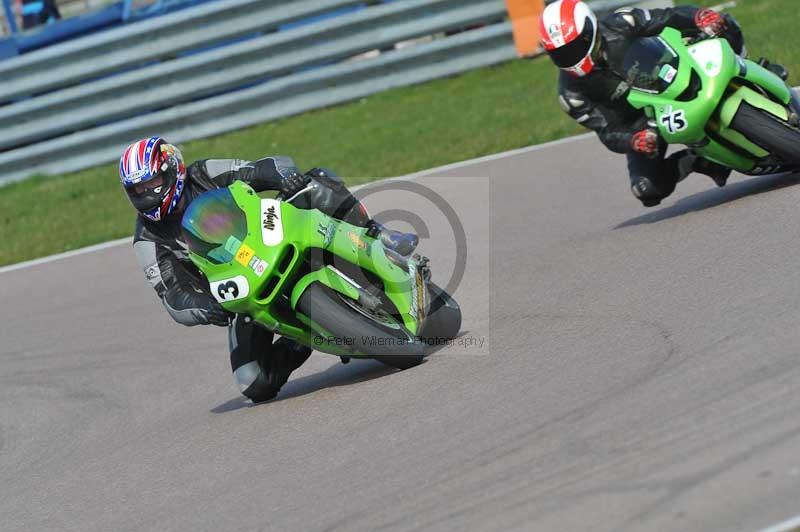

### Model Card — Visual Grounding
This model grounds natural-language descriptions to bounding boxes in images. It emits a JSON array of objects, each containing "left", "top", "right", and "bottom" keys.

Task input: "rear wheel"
[
  {"left": 296, "top": 283, "right": 425, "bottom": 370},
  {"left": 730, "top": 101, "right": 800, "bottom": 163}
]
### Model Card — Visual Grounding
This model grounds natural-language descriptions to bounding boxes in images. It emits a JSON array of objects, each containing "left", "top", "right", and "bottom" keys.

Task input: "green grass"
[
  {"left": 1, "top": 0, "right": 796, "bottom": 266},
  {"left": 0, "top": 58, "right": 580, "bottom": 266}
]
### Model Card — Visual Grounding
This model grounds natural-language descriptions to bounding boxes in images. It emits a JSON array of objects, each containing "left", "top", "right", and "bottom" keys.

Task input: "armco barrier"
[
  {"left": 0, "top": 0, "right": 637, "bottom": 185},
  {"left": 0, "top": 0, "right": 505, "bottom": 151},
  {"left": 0, "top": 0, "right": 368, "bottom": 102}
]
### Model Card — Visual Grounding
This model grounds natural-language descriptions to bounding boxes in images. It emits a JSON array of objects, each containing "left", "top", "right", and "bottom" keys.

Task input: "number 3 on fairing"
[
  {"left": 210, "top": 275, "right": 250, "bottom": 303},
  {"left": 660, "top": 107, "right": 688, "bottom": 134}
]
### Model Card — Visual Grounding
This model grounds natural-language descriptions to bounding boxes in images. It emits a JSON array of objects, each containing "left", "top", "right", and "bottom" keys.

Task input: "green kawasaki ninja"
[
  {"left": 625, "top": 27, "right": 800, "bottom": 175},
  {"left": 180, "top": 180, "right": 462, "bottom": 370}
]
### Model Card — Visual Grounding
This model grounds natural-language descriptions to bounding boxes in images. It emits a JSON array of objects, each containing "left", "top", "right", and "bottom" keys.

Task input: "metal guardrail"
[
  {"left": 0, "top": 0, "right": 367, "bottom": 101},
  {"left": 0, "top": 0, "right": 636, "bottom": 185},
  {"left": 0, "top": 0, "right": 505, "bottom": 150}
]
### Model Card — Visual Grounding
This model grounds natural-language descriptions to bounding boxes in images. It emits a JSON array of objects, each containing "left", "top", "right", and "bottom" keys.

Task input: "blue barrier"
[
  {"left": 15, "top": 2, "right": 125, "bottom": 52},
  {"left": 0, "top": 0, "right": 218, "bottom": 55},
  {"left": 0, "top": 0, "right": 392, "bottom": 59}
]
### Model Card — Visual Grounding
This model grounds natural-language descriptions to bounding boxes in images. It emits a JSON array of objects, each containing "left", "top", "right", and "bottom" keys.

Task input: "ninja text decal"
[{"left": 261, "top": 198, "right": 284, "bottom": 246}]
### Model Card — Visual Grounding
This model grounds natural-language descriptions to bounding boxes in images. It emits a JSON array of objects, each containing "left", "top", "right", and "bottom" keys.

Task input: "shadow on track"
[
  {"left": 210, "top": 358, "right": 402, "bottom": 413},
  {"left": 209, "top": 331, "right": 468, "bottom": 413},
  {"left": 616, "top": 171, "right": 800, "bottom": 229}
]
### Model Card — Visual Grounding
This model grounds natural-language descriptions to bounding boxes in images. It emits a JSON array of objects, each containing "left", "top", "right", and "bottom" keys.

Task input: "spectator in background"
[{"left": 21, "top": 0, "right": 60, "bottom": 29}]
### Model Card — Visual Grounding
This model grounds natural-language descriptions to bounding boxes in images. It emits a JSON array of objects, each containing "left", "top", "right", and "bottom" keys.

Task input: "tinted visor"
[
  {"left": 549, "top": 19, "right": 595, "bottom": 69},
  {"left": 125, "top": 160, "right": 177, "bottom": 213}
]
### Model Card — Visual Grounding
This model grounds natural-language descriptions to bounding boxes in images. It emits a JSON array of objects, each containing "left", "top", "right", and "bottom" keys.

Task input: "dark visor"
[
  {"left": 549, "top": 19, "right": 595, "bottom": 68},
  {"left": 126, "top": 161, "right": 177, "bottom": 212}
]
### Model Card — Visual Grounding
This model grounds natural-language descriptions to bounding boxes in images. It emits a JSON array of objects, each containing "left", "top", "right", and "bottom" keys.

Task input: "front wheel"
[
  {"left": 419, "top": 282, "right": 462, "bottom": 342},
  {"left": 296, "top": 283, "right": 425, "bottom": 370},
  {"left": 730, "top": 101, "right": 800, "bottom": 163}
]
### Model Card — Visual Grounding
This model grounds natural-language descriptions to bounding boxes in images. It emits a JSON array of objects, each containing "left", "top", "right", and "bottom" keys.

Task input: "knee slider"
[
  {"left": 233, "top": 360, "right": 281, "bottom": 403},
  {"left": 631, "top": 177, "right": 665, "bottom": 207}
]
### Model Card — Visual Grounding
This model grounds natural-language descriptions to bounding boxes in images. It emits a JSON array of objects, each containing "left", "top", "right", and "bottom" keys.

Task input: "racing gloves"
[
  {"left": 631, "top": 129, "right": 660, "bottom": 158},
  {"left": 279, "top": 171, "right": 312, "bottom": 199},
  {"left": 163, "top": 283, "right": 232, "bottom": 327},
  {"left": 694, "top": 8, "right": 727, "bottom": 37},
  {"left": 204, "top": 299, "right": 234, "bottom": 327}
]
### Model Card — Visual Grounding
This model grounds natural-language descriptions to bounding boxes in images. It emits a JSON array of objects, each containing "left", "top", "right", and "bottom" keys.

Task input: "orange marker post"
[{"left": 505, "top": 0, "right": 545, "bottom": 57}]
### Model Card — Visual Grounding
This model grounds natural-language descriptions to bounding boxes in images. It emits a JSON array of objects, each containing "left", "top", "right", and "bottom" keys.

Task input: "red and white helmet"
[
  {"left": 119, "top": 136, "right": 186, "bottom": 222},
  {"left": 539, "top": 0, "right": 600, "bottom": 77}
]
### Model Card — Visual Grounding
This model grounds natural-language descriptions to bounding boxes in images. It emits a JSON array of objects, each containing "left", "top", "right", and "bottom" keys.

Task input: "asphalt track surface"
[{"left": 4, "top": 135, "right": 800, "bottom": 532}]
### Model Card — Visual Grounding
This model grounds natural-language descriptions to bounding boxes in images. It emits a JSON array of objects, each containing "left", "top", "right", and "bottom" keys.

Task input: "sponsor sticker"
[
  {"left": 235, "top": 244, "right": 255, "bottom": 266},
  {"left": 247, "top": 257, "right": 268, "bottom": 277},
  {"left": 128, "top": 168, "right": 149, "bottom": 183},
  {"left": 317, "top": 222, "right": 336, "bottom": 248},
  {"left": 658, "top": 64, "right": 677, "bottom": 84},
  {"left": 224, "top": 236, "right": 243, "bottom": 256},
  {"left": 347, "top": 231, "right": 368, "bottom": 251}
]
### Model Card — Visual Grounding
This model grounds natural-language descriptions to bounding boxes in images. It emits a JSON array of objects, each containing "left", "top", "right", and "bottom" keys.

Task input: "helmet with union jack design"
[
  {"left": 119, "top": 136, "right": 186, "bottom": 222},
  {"left": 539, "top": 0, "right": 600, "bottom": 77}
]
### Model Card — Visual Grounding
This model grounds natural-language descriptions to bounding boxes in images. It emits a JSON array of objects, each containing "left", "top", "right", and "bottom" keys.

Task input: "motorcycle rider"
[
  {"left": 119, "top": 136, "right": 419, "bottom": 403},
  {"left": 539, "top": 0, "right": 790, "bottom": 207}
]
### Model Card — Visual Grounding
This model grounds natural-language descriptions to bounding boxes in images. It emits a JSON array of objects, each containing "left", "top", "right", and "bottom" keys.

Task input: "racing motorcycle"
[
  {"left": 625, "top": 27, "right": 800, "bottom": 175},
  {"left": 180, "top": 180, "right": 461, "bottom": 369}
]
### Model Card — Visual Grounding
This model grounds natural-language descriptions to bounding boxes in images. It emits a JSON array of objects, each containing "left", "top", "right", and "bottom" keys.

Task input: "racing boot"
[
  {"left": 694, "top": 156, "right": 732, "bottom": 187},
  {"left": 757, "top": 57, "right": 789, "bottom": 81},
  {"left": 262, "top": 338, "right": 312, "bottom": 400},
  {"left": 286, "top": 340, "right": 313, "bottom": 373},
  {"left": 367, "top": 221, "right": 419, "bottom": 257}
]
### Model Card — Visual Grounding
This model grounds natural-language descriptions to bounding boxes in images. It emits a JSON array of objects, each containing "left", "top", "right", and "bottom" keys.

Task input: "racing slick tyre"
[
  {"left": 296, "top": 282, "right": 425, "bottom": 370},
  {"left": 730, "top": 101, "right": 800, "bottom": 163}
]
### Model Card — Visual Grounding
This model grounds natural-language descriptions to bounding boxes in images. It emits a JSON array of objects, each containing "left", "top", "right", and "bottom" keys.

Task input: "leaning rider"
[
  {"left": 538, "top": 0, "right": 790, "bottom": 207},
  {"left": 119, "top": 136, "right": 418, "bottom": 403}
]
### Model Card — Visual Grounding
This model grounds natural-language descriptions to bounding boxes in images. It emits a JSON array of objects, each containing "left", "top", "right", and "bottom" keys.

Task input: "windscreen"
[
  {"left": 623, "top": 37, "right": 681, "bottom": 93},
  {"left": 181, "top": 188, "right": 249, "bottom": 264}
]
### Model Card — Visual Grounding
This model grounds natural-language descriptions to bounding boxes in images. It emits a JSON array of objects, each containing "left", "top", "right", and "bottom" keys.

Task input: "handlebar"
[{"left": 686, "top": 31, "right": 715, "bottom": 46}]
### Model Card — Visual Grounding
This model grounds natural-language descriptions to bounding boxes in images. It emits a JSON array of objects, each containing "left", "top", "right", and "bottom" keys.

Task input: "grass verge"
[{"left": 0, "top": 0, "right": 795, "bottom": 266}]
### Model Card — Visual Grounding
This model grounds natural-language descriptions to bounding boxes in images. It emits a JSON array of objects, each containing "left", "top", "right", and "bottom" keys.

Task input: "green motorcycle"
[
  {"left": 625, "top": 27, "right": 800, "bottom": 175},
  {"left": 180, "top": 180, "right": 462, "bottom": 370}
]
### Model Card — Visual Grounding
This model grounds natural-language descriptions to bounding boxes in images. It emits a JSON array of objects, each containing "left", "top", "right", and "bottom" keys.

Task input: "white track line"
[
  {"left": 0, "top": 237, "right": 132, "bottom": 274},
  {"left": 760, "top": 513, "right": 800, "bottom": 532},
  {"left": 0, "top": 133, "right": 594, "bottom": 275},
  {"left": 397, "top": 133, "right": 593, "bottom": 180}
]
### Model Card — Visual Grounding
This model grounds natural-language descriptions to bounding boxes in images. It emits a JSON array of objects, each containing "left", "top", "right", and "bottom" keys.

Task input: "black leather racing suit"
[
  {"left": 557, "top": 6, "right": 745, "bottom": 206},
  {"left": 133, "top": 156, "right": 365, "bottom": 403}
]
